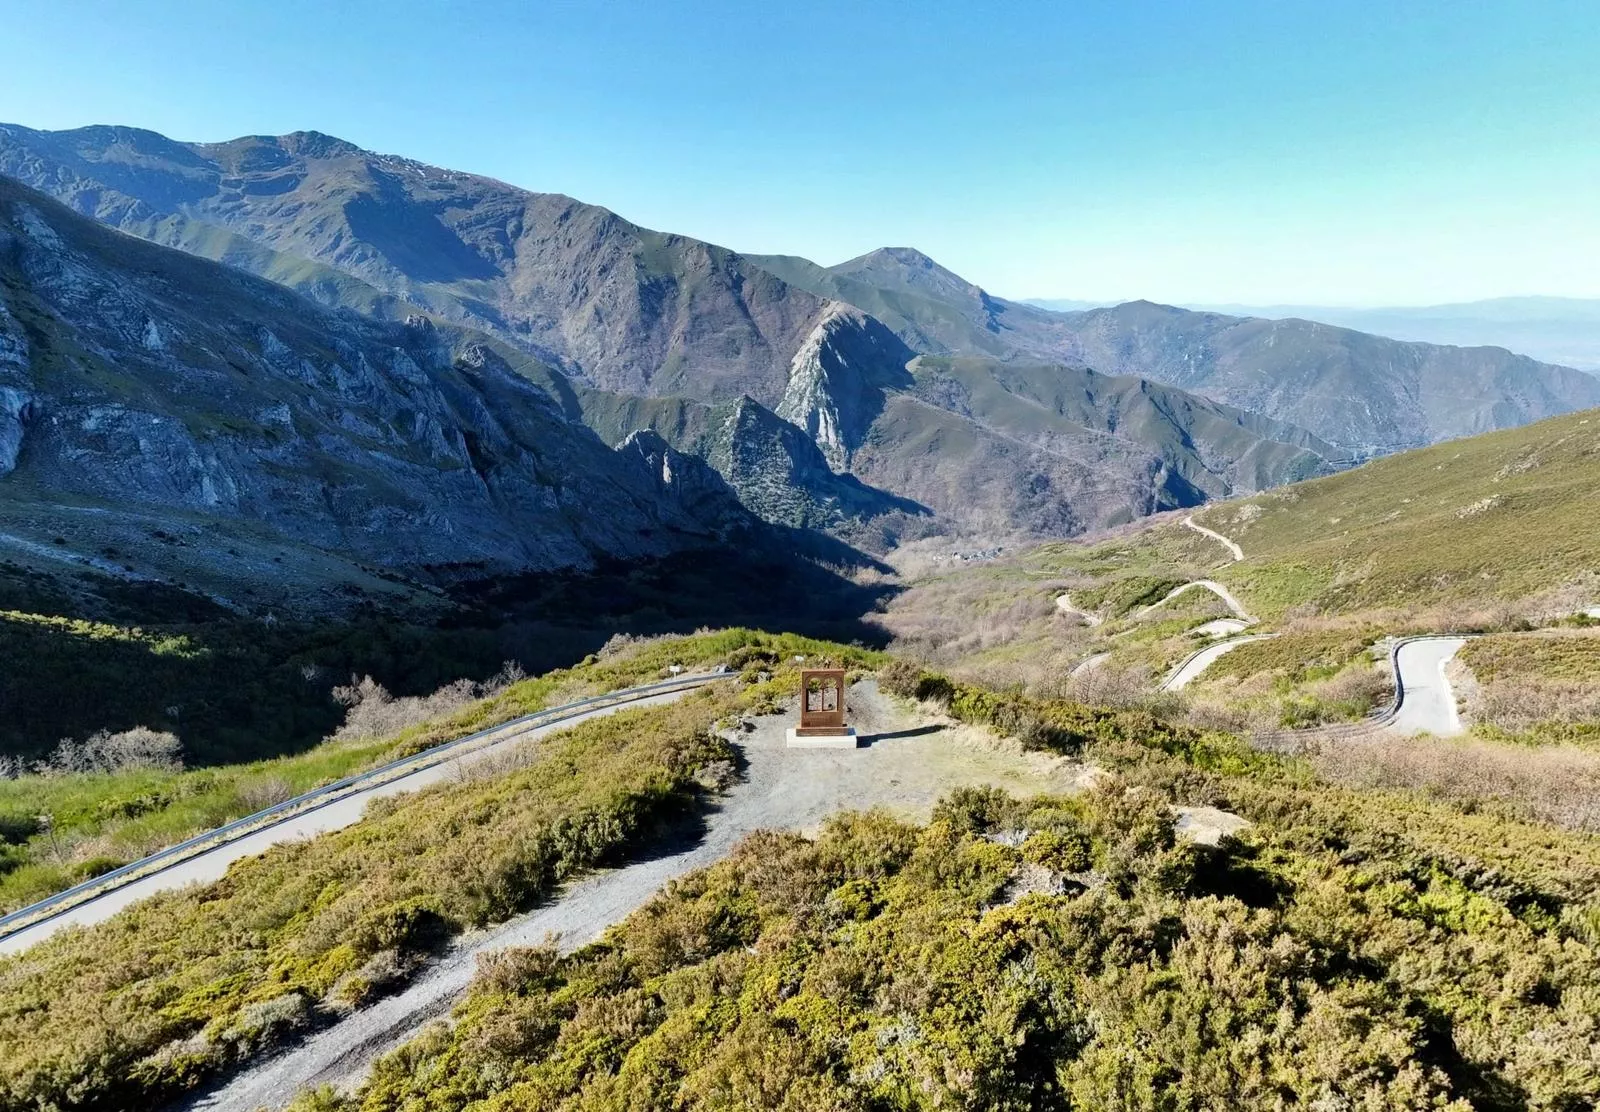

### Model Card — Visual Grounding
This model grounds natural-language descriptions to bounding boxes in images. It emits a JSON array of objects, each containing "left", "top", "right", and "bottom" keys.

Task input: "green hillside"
[{"left": 1197, "top": 406, "right": 1600, "bottom": 618}]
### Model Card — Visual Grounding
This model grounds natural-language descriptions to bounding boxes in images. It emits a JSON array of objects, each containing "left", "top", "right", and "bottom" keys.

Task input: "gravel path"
[
  {"left": 182, "top": 681, "right": 1091, "bottom": 1112},
  {"left": 1183, "top": 515, "right": 1245, "bottom": 561}
]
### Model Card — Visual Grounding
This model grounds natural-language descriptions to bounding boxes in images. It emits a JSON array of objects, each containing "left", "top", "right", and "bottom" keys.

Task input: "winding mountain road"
[
  {"left": 1160, "top": 633, "right": 1277, "bottom": 691},
  {"left": 0, "top": 677, "right": 718, "bottom": 957},
  {"left": 1055, "top": 593, "right": 1103, "bottom": 626},
  {"left": 1184, "top": 515, "right": 1244, "bottom": 561},
  {"left": 1388, "top": 638, "right": 1468, "bottom": 736},
  {"left": 1136, "top": 579, "right": 1253, "bottom": 622}
]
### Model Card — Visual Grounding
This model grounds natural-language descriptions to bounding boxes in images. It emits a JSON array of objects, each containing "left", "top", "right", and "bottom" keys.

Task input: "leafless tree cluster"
[
  {"left": 330, "top": 661, "right": 527, "bottom": 743},
  {"left": 20, "top": 726, "right": 185, "bottom": 778}
]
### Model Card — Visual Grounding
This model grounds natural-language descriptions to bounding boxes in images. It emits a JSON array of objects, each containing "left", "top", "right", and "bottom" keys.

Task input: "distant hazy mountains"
[
  {"left": 1, "top": 121, "right": 1597, "bottom": 598},
  {"left": 1029, "top": 296, "right": 1600, "bottom": 374}
]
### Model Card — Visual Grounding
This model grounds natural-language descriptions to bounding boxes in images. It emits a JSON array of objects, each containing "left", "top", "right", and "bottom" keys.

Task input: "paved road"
[
  {"left": 183, "top": 682, "right": 1092, "bottom": 1111},
  {"left": 1389, "top": 638, "right": 1468, "bottom": 736},
  {"left": 1193, "top": 617, "right": 1249, "bottom": 638},
  {"left": 1070, "top": 651, "right": 1111, "bottom": 676},
  {"left": 1161, "top": 634, "right": 1276, "bottom": 691},
  {"left": 0, "top": 683, "right": 709, "bottom": 956},
  {"left": 1055, "top": 593, "right": 1103, "bottom": 626},
  {"left": 1183, "top": 515, "right": 1244, "bottom": 561},
  {"left": 1136, "top": 579, "right": 1253, "bottom": 621}
]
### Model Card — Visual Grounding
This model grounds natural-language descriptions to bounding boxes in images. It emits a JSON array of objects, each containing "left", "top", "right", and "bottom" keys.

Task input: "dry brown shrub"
[
  {"left": 238, "top": 776, "right": 294, "bottom": 812},
  {"left": 1305, "top": 664, "right": 1392, "bottom": 708},
  {"left": 1312, "top": 734, "right": 1600, "bottom": 832}
]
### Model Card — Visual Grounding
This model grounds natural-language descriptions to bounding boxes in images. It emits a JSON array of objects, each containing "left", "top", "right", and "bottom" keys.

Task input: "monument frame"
[{"left": 787, "top": 668, "right": 859, "bottom": 747}]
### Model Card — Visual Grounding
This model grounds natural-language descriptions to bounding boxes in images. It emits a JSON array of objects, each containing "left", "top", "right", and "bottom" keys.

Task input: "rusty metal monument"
[{"left": 786, "top": 668, "right": 860, "bottom": 748}]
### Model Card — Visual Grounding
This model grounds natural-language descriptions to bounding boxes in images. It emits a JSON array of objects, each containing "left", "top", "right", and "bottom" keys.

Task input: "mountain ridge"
[{"left": 6, "top": 120, "right": 1591, "bottom": 549}]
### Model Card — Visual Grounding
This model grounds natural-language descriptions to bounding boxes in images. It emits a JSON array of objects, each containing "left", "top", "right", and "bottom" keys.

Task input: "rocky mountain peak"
[
  {"left": 776, "top": 302, "right": 915, "bottom": 469},
  {"left": 832, "top": 246, "right": 988, "bottom": 305}
]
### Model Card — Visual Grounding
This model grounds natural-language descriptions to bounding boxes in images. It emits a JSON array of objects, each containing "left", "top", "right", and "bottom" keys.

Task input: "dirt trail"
[
  {"left": 1135, "top": 579, "right": 1253, "bottom": 622},
  {"left": 183, "top": 681, "right": 1093, "bottom": 1112},
  {"left": 1183, "top": 515, "right": 1244, "bottom": 561}
]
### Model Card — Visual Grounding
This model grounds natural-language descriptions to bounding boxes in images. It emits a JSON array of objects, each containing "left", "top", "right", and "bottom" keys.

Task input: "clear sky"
[{"left": 3, "top": 0, "right": 1598, "bottom": 305}]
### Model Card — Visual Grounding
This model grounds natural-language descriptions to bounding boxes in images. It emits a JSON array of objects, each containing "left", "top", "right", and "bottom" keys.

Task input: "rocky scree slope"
[{"left": 0, "top": 177, "right": 762, "bottom": 601}]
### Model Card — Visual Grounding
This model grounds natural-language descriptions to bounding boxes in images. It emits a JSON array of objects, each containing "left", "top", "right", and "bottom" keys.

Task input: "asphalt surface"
[
  {"left": 1389, "top": 638, "right": 1468, "bottom": 736},
  {"left": 0, "top": 684, "right": 707, "bottom": 957},
  {"left": 1055, "top": 592, "right": 1103, "bottom": 625},
  {"left": 1136, "top": 579, "right": 1253, "bottom": 621},
  {"left": 1162, "top": 633, "right": 1276, "bottom": 691}
]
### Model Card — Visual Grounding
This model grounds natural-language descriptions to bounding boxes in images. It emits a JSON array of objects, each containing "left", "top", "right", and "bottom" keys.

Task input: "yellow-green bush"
[
  {"left": 0, "top": 683, "right": 745, "bottom": 1112},
  {"left": 321, "top": 764, "right": 1600, "bottom": 1112}
]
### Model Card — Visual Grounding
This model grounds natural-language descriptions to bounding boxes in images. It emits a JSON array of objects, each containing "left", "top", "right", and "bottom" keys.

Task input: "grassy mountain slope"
[
  {"left": 844, "top": 356, "right": 1333, "bottom": 536},
  {"left": 1061, "top": 300, "right": 1600, "bottom": 455},
  {"left": 1193, "top": 405, "right": 1600, "bottom": 618},
  {"left": 1182, "top": 295, "right": 1600, "bottom": 371},
  {"left": 881, "top": 406, "right": 1600, "bottom": 701},
  {"left": 751, "top": 246, "right": 1085, "bottom": 361}
]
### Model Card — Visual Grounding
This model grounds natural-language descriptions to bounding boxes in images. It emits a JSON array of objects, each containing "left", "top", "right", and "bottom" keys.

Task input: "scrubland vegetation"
[
  {"left": 1185, "top": 624, "right": 1393, "bottom": 730},
  {"left": 293, "top": 659, "right": 1600, "bottom": 1112},
  {"left": 4, "top": 414, "right": 1600, "bottom": 1111},
  {"left": 1457, "top": 628, "right": 1600, "bottom": 747},
  {"left": 1193, "top": 408, "right": 1600, "bottom": 619},
  {"left": 0, "top": 631, "right": 881, "bottom": 1112}
]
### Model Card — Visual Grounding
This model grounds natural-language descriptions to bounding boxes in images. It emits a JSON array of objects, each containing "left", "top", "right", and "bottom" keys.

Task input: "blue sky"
[{"left": 4, "top": 0, "right": 1597, "bottom": 304}]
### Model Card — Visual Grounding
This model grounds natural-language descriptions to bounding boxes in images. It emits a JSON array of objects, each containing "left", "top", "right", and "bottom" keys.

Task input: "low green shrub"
[{"left": 0, "top": 680, "right": 753, "bottom": 1112}]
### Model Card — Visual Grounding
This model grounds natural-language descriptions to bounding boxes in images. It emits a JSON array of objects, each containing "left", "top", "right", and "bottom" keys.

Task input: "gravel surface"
[{"left": 183, "top": 680, "right": 1092, "bottom": 1112}]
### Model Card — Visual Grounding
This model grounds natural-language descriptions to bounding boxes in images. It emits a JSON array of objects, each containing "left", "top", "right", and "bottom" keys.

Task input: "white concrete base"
[{"left": 786, "top": 727, "right": 860, "bottom": 749}]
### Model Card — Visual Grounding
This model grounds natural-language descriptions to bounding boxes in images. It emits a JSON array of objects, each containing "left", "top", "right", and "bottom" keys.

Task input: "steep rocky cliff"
[
  {"left": 0, "top": 177, "right": 761, "bottom": 608},
  {"left": 0, "top": 124, "right": 824, "bottom": 405}
]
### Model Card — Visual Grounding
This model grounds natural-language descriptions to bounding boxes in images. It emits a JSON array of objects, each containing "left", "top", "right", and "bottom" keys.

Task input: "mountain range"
[
  {"left": 2, "top": 122, "right": 1599, "bottom": 607},
  {"left": 1030, "top": 295, "right": 1600, "bottom": 374}
]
